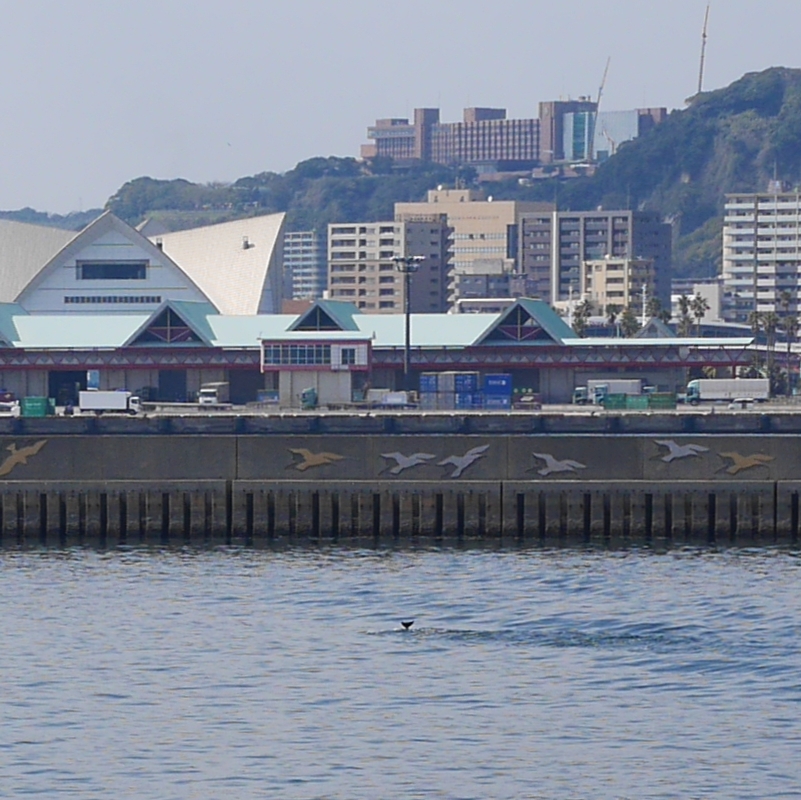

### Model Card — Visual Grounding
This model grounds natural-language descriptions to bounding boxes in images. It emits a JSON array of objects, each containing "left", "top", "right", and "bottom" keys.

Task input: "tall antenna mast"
[{"left": 697, "top": 3, "right": 710, "bottom": 95}]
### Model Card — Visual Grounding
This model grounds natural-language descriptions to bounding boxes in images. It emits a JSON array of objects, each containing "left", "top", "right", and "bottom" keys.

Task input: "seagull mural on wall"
[
  {"left": 531, "top": 453, "right": 587, "bottom": 477},
  {"left": 718, "top": 451, "right": 774, "bottom": 475},
  {"left": 380, "top": 452, "right": 437, "bottom": 475},
  {"left": 287, "top": 448, "right": 344, "bottom": 471},
  {"left": 438, "top": 445, "right": 489, "bottom": 478},
  {"left": 654, "top": 440, "right": 710, "bottom": 463},
  {"left": 0, "top": 440, "right": 47, "bottom": 477}
]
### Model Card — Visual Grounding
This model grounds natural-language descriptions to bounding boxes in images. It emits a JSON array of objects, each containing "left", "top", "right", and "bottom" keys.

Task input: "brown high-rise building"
[
  {"left": 518, "top": 209, "right": 673, "bottom": 307},
  {"left": 363, "top": 108, "right": 540, "bottom": 170}
]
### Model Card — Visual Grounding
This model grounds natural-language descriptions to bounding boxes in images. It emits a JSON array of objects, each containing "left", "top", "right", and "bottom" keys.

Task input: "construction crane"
[
  {"left": 588, "top": 57, "right": 611, "bottom": 163},
  {"left": 697, "top": 3, "right": 710, "bottom": 95}
]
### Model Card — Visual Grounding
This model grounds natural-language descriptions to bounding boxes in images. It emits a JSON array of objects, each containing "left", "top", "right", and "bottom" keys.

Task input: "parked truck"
[
  {"left": 79, "top": 390, "right": 140, "bottom": 415},
  {"left": 685, "top": 378, "right": 770, "bottom": 404},
  {"left": 573, "top": 379, "right": 644, "bottom": 405},
  {"left": 198, "top": 382, "right": 230, "bottom": 405}
]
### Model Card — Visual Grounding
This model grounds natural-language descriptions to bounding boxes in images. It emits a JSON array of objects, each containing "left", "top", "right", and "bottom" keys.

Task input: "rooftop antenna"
[
  {"left": 697, "top": 3, "right": 710, "bottom": 95},
  {"left": 588, "top": 57, "right": 611, "bottom": 162}
]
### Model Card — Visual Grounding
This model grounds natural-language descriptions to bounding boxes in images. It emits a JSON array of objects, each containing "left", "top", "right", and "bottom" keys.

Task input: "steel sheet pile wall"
[{"left": 0, "top": 427, "right": 799, "bottom": 548}]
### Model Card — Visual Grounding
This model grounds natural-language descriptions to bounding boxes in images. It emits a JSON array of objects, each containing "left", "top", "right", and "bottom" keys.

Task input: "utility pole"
[{"left": 393, "top": 256, "right": 425, "bottom": 393}]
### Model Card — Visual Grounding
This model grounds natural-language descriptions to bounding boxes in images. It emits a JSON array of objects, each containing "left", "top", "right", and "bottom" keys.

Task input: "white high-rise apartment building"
[
  {"left": 284, "top": 230, "right": 327, "bottom": 300},
  {"left": 723, "top": 188, "right": 801, "bottom": 323}
]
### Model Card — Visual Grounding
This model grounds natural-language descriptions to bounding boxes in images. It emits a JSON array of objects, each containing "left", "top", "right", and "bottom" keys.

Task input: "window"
[
  {"left": 340, "top": 348, "right": 356, "bottom": 365},
  {"left": 262, "top": 344, "right": 332, "bottom": 366},
  {"left": 77, "top": 261, "right": 147, "bottom": 280},
  {"left": 65, "top": 295, "right": 161, "bottom": 304}
]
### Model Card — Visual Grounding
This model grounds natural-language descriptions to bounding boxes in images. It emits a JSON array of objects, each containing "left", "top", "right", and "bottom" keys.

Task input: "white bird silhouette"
[
  {"left": 654, "top": 439, "right": 709, "bottom": 463},
  {"left": 381, "top": 451, "right": 436, "bottom": 475},
  {"left": 438, "top": 445, "right": 489, "bottom": 478},
  {"left": 532, "top": 452, "right": 587, "bottom": 477}
]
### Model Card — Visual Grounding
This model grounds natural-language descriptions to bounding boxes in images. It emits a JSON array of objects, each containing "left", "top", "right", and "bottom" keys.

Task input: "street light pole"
[{"left": 393, "top": 256, "right": 425, "bottom": 392}]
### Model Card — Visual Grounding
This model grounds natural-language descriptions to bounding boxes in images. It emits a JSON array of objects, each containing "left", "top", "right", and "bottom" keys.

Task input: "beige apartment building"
[
  {"left": 327, "top": 219, "right": 450, "bottom": 313},
  {"left": 581, "top": 257, "right": 655, "bottom": 313},
  {"left": 395, "top": 188, "right": 553, "bottom": 307}
]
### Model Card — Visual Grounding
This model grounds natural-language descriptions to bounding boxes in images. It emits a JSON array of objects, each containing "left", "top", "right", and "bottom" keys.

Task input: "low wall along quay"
[{"left": 1, "top": 412, "right": 801, "bottom": 548}]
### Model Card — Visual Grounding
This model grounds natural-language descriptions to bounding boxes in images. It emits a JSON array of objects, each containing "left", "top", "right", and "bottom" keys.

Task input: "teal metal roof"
[
  {"left": 11, "top": 313, "right": 150, "bottom": 348},
  {"left": 0, "top": 300, "right": 755, "bottom": 352},
  {"left": 515, "top": 298, "right": 578, "bottom": 340},
  {"left": 207, "top": 314, "right": 297, "bottom": 347},
  {"left": 354, "top": 313, "right": 497, "bottom": 348},
  {"left": 289, "top": 300, "right": 361, "bottom": 332},
  {"left": 0, "top": 303, "right": 26, "bottom": 346}
]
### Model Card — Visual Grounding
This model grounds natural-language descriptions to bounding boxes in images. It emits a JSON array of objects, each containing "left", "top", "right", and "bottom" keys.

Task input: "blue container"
[
  {"left": 471, "top": 393, "right": 484, "bottom": 409},
  {"left": 484, "top": 374, "right": 513, "bottom": 395},
  {"left": 454, "top": 372, "right": 479, "bottom": 392},
  {"left": 419, "top": 373, "right": 439, "bottom": 393},
  {"left": 455, "top": 392, "right": 475, "bottom": 409},
  {"left": 484, "top": 394, "right": 511, "bottom": 410}
]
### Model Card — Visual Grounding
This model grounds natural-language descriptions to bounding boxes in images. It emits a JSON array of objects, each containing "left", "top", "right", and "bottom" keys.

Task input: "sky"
[{"left": 2, "top": 0, "right": 801, "bottom": 214}]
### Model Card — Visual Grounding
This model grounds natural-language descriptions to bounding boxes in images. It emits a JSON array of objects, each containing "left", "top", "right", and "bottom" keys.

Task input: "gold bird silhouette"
[
  {"left": 0, "top": 440, "right": 48, "bottom": 477},
  {"left": 288, "top": 448, "right": 344, "bottom": 471},
  {"left": 718, "top": 451, "right": 774, "bottom": 475}
]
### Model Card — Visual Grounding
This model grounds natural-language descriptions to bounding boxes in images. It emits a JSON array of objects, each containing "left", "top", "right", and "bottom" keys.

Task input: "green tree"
[
  {"left": 690, "top": 293, "right": 710, "bottom": 336},
  {"left": 677, "top": 294, "right": 693, "bottom": 336},
  {"left": 763, "top": 311, "right": 780, "bottom": 379},
  {"left": 572, "top": 299, "right": 594, "bottom": 338},
  {"left": 620, "top": 305, "right": 641, "bottom": 337},
  {"left": 605, "top": 303, "right": 622, "bottom": 335},
  {"left": 645, "top": 296, "right": 662, "bottom": 319},
  {"left": 783, "top": 314, "right": 800, "bottom": 395}
]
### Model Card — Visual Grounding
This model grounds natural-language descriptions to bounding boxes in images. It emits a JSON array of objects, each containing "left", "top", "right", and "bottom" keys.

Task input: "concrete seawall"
[{"left": 1, "top": 416, "right": 800, "bottom": 548}]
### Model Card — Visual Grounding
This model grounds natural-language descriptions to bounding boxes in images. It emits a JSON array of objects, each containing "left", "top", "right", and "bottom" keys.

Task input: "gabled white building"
[{"left": 2, "top": 210, "right": 286, "bottom": 315}]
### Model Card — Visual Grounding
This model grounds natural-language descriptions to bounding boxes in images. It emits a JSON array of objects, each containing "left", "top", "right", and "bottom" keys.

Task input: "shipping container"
[
  {"left": 484, "top": 394, "right": 512, "bottom": 410},
  {"left": 419, "top": 373, "right": 439, "bottom": 393},
  {"left": 484, "top": 374, "right": 513, "bottom": 395},
  {"left": 454, "top": 372, "right": 479, "bottom": 392}
]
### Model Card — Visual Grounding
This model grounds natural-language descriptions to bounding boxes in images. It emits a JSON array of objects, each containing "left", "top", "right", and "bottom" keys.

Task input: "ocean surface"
[{"left": 1, "top": 545, "right": 800, "bottom": 799}]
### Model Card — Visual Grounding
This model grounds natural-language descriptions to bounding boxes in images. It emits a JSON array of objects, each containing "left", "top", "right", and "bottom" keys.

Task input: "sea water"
[{"left": 1, "top": 546, "right": 800, "bottom": 799}]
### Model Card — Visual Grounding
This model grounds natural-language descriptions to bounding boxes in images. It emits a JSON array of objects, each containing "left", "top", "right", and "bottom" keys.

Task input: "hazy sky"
[{"left": 2, "top": 0, "right": 800, "bottom": 213}]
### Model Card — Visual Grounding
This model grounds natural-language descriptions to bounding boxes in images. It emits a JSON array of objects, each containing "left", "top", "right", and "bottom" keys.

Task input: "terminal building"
[{"left": 0, "top": 212, "right": 752, "bottom": 407}]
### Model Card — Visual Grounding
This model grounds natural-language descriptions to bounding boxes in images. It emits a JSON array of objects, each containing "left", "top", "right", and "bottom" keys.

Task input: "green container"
[
  {"left": 602, "top": 393, "right": 628, "bottom": 409},
  {"left": 648, "top": 393, "right": 677, "bottom": 409},
  {"left": 21, "top": 396, "right": 49, "bottom": 418},
  {"left": 625, "top": 395, "right": 650, "bottom": 410}
]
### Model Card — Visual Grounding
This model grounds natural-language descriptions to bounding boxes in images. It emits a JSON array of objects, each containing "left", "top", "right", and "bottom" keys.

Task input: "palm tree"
[
  {"left": 572, "top": 299, "right": 593, "bottom": 338},
  {"left": 690, "top": 293, "right": 710, "bottom": 337},
  {"left": 645, "top": 296, "right": 662, "bottom": 320},
  {"left": 783, "top": 314, "right": 800, "bottom": 396},
  {"left": 748, "top": 311, "right": 763, "bottom": 373},
  {"left": 606, "top": 303, "right": 621, "bottom": 336},
  {"left": 677, "top": 294, "right": 692, "bottom": 336},
  {"left": 762, "top": 311, "right": 780, "bottom": 380},
  {"left": 620, "top": 305, "right": 641, "bottom": 337}
]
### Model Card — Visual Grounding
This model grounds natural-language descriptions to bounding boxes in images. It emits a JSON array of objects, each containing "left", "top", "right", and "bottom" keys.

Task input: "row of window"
[
  {"left": 77, "top": 261, "right": 148, "bottom": 280},
  {"left": 64, "top": 295, "right": 162, "bottom": 304},
  {"left": 263, "top": 344, "right": 333, "bottom": 366}
]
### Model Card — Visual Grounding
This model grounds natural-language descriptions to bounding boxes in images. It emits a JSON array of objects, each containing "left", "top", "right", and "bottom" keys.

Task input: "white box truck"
[
  {"left": 574, "top": 379, "right": 643, "bottom": 404},
  {"left": 685, "top": 378, "right": 769, "bottom": 404},
  {"left": 198, "top": 382, "right": 230, "bottom": 405},
  {"left": 79, "top": 390, "right": 141, "bottom": 414}
]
